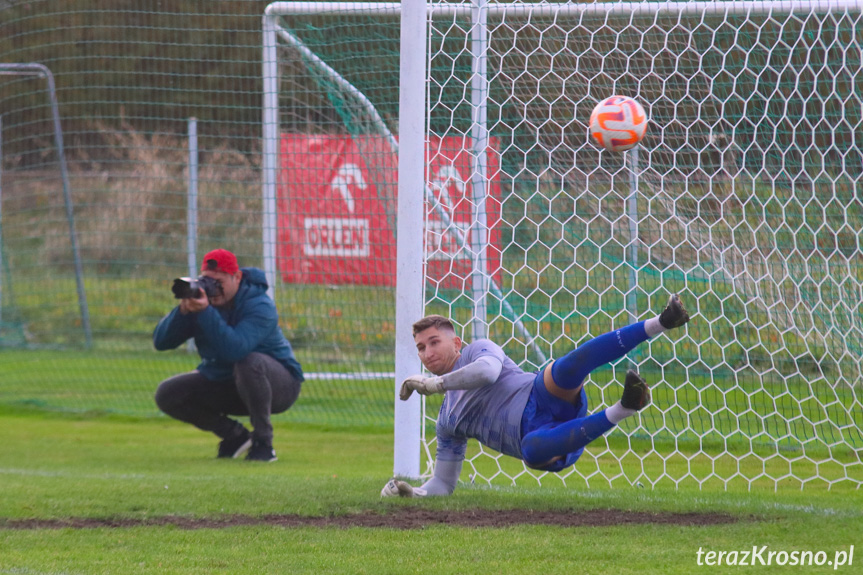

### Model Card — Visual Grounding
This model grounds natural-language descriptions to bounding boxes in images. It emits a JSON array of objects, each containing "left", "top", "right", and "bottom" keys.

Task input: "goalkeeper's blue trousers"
[{"left": 520, "top": 321, "right": 650, "bottom": 471}]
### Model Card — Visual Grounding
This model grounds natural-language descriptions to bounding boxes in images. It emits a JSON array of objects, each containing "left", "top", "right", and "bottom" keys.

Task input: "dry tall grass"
[{"left": 7, "top": 121, "right": 264, "bottom": 275}]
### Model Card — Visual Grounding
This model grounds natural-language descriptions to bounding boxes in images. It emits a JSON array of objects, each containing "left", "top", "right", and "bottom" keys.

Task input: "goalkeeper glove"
[
  {"left": 399, "top": 375, "right": 445, "bottom": 400},
  {"left": 380, "top": 478, "right": 428, "bottom": 498}
]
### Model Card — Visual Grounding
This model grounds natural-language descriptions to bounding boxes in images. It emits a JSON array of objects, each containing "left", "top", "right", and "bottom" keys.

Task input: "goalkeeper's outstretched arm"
[
  {"left": 399, "top": 355, "right": 503, "bottom": 400},
  {"left": 381, "top": 435, "right": 466, "bottom": 498},
  {"left": 381, "top": 458, "right": 463, "bottom": 498},
  {"left": 419, "top": 457, "right": 462, "bottom": 495}
]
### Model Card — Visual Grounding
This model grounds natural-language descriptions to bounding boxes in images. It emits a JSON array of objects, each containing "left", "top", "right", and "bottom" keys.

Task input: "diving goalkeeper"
[{"left": 382, "top": 294, "right": 690, "bottom": 497}]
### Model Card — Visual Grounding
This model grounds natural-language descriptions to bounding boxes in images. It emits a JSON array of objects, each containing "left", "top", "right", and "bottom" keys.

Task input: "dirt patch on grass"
[{"left": 2, "top": 508, "right": 738, "bottom": 530}]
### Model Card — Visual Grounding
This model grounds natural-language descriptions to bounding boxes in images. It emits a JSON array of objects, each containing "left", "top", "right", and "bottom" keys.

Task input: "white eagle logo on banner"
[{"left": 330, "top": 163, "right": 366, "bottom": 213}]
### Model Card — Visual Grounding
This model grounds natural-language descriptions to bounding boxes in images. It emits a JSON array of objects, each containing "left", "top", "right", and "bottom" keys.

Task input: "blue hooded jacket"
[{"left": 153, "top": 267, "right": 304, "bottom": 382}]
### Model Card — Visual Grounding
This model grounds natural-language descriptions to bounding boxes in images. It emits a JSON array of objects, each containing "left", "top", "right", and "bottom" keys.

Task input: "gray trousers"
[{"left": 154, "top": 352, "right": 302, "bottom": 443}]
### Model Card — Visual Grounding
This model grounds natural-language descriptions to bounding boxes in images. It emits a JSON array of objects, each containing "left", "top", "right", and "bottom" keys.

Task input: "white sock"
[
  {"left": 644, "top": 316, "right": 665, "bottom": 338},
  {"left": 605, "top": 402, "right": 637, "bottom": 425}
]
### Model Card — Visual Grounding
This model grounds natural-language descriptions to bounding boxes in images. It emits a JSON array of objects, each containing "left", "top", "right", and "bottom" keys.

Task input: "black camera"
[{"left": 171, "top": 276, "right": 223, "bottom": 299}]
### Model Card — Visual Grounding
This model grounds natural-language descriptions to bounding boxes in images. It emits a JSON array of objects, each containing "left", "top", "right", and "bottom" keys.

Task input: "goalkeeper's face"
[{"left": 414, "top": 326, "right": 462, "bottom": 376}]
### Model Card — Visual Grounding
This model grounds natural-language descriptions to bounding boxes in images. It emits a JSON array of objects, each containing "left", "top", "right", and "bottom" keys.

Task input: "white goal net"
[{"left": 266, "top": 1, "right": 863, "bottom": 491}]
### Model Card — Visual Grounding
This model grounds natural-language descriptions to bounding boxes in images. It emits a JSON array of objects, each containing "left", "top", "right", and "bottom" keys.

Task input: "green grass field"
[
  {"left": 1, "top": 405, "right": 861, "bottom": 574},
  {"left": 2, "top": 271, "right": 861, "bottom": 572},
  {"left": 3, "top": 347, "right": 862, "bottom": 493}
]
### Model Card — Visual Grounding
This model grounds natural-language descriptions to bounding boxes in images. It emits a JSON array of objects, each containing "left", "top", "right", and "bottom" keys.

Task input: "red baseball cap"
[{"left": 201, "top": 248, "right": 239, "bottom": 274}]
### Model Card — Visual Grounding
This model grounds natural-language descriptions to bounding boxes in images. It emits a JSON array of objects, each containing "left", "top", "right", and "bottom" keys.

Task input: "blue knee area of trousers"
[
  {"left": 532, "top": 447, "right": 584, "bottom": 473},
  {"left": 550, "top": 321, "right": 649, "bottom": 390},
  {"left": 521, "top": 372, "right": 587, "bottom": 468},
  {"left": 521, "top": 411, "right": 615, "bottom": 467}
]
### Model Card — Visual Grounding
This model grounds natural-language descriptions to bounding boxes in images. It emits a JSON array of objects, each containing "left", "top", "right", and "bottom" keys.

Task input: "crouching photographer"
[{"left": 153, "top": 248, "right": 303, "bottom": 462}]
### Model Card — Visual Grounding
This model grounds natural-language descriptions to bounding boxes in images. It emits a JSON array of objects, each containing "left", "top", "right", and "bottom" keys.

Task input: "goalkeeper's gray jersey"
[{"left": 435, "top": 339, "right": 534, "bottom": 461}]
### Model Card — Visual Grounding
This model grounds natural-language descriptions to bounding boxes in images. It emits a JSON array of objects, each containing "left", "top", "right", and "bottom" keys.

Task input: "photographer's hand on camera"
[{"left": 179, "top": 289, "right": 209, "bottom": 315}]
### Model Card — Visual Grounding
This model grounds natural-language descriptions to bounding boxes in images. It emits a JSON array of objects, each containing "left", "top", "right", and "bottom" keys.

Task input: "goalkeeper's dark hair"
[{"left": 412, "top": 315, "right": 456, "bottom": 337}]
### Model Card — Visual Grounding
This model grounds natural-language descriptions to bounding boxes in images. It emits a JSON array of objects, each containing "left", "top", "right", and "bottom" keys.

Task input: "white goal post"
[{"left": 264, "top": 1, "right": 863, "bottom": 490}]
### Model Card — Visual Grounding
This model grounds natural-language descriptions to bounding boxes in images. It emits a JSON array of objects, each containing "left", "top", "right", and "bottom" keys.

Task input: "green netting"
[
  {"left": 0, "top": 240, "right": 26, "bottom": 347},
  {"left": 0, "top": 1, "right": 400, "bottom": 427}
]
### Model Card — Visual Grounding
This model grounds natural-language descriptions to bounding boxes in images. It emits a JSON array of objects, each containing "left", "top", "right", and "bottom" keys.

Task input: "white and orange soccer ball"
[{"left": 588, "top": 96, "right": 648, "bottom": 152}]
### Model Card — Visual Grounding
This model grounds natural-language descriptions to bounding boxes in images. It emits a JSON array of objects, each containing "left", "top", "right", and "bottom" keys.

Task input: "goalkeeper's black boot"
[
  {"left": 217, "top": 428, "right": 252, "bottom": 459},
  {"left": 659, "top": 293, "right": 690, "bottom": 329},
  {"left": 621, "top": 369, "right": 651, "bottom": 411},
  {"left": 246, "top": 438, "right": 278, "bottom": 462}
]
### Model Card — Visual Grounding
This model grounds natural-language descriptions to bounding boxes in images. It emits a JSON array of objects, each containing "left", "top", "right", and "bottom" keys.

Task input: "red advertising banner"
[{"left": 277, "top": 134, "right": 501, "bottom": 288}]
